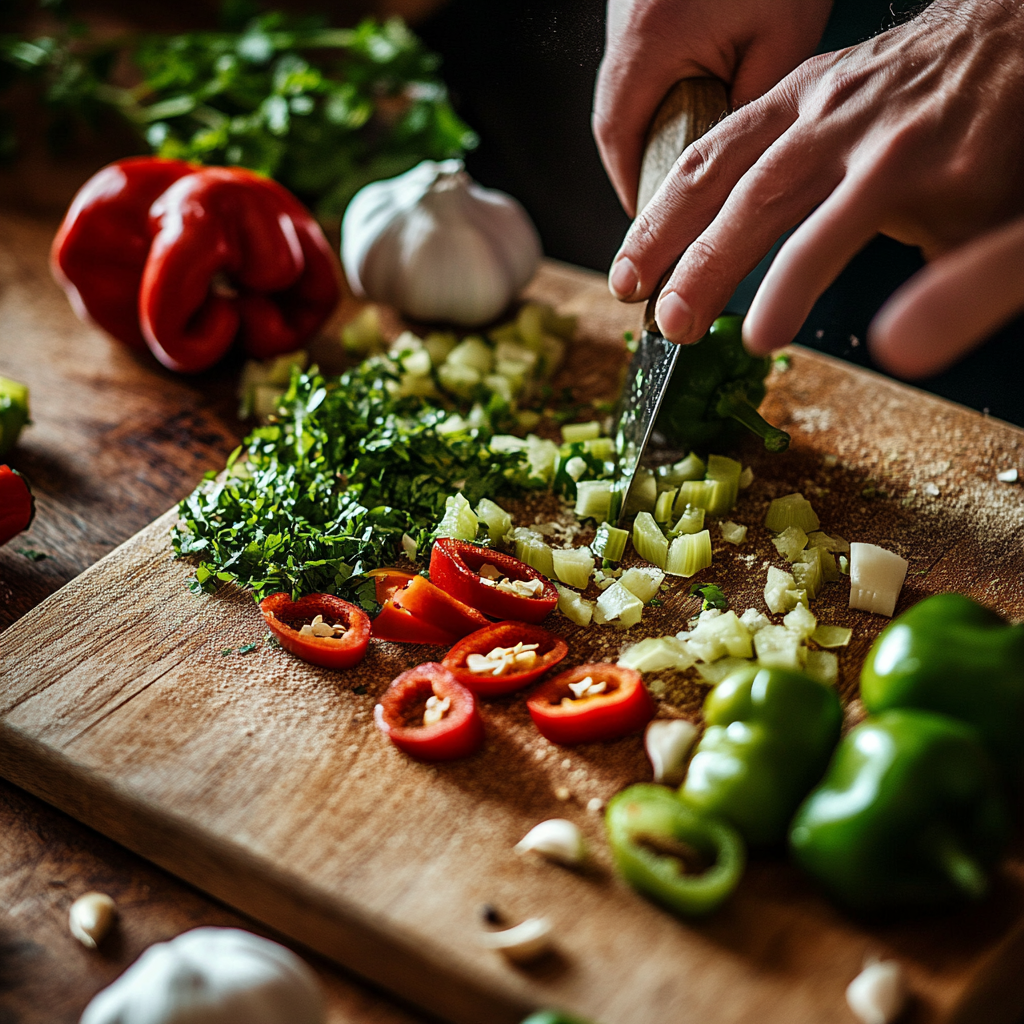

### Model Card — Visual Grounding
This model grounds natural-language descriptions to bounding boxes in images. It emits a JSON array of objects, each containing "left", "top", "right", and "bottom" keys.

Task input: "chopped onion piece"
[
  {"left": 694, "top": 656, "right": 753, "bottom": 684},
  {"left": 996, "top": 468, "right": 1019, "bottom": 483},
  {"left": 619, "top": 566, "right": 665, "bottom": 604},
  {"left": 773, "top": 526, "right": 808, "bottom": 562},
  {"left": 720, "top": 521, "right": 747, "bottom": 545},
  {"left": 618, "top": 636, "right": 695, "bottom": 672},
  {"left": 738, "top": 608, "right": 770, "bottom": 634},
  {"left": 595, "top": 582, "right": 644, "bottom": 628},
  {"left": 849, "top": 542, "right": 908, "bottom": 617},
  {"left": 753, "top": 624, "right": 806, "bottom": 670},
  {"left": 552, "top": 547, "right": 594, "bottom": 589},
  {"left": 805, "top": 649, "right": 839, "bottom": 686},
  {"left": 738, "top": 466, "right": 755, "bottom": 489},
  {"left": 846, "top": 959, "right": 907, "bottom": 1024},
  {"left": 783, "top": 603, "right": 817, "bottom": 640},
  {"left": 554, "top": 583, "right": 594, "bottom": 626}
]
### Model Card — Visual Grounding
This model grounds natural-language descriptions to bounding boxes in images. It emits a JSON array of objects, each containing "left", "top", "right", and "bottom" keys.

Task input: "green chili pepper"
[
  {"left": 520, "top": 1013, "right": 595, "bottom": 1024},
  {"left": 860, "top": 593, "right": 1024, "bottom": 787},
  {"left": 654, "top": 315, "right": 790, "bottom": 453},
  {"left": 679, "top": 667, "right": 843, "bottom": 846},
  {"left": 790, "top": 709, "right": 1009, "bottom": 913},
  {"left": 605, "top": 783, "right": 745, "bottom": 917},
  {"left": 0, "top": 376, "right": 30, "bottom": 459}
]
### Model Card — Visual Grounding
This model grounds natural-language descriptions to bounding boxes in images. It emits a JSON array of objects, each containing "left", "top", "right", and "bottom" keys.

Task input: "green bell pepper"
[
  {"left": 654, "top": 315, "right": 790, "bottom": 453},
  {"left": 0, "top": 376, "right": 30, "bottom": 459},
  {"left": 861, "top": 593, "right": 1024, "bottom": 787},
  {"left": 520, "top": 1013, "right": 594, "bottom": 1024},
  {"left": 605, "top": 783, "right": 745, "bottom": 917},
  {"left": 790, "top": 709, "right": 1009, "bottom": 913},
  {"left": 679, "top": 667, "right": 843, "bottom": 846}
]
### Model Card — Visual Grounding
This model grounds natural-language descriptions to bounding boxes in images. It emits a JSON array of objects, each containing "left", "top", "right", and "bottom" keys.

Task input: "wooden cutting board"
[{"left": 3, "top": 263, "right": 1024, "bottom": 1024}]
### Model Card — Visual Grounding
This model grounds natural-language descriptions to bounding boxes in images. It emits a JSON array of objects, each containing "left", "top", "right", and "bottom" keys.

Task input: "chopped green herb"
[
  {"left": 689, "top": 582, "right": 728, "bottom": 611},
  {"left": 648, "top": 598, "right": 663, "bottom": 607},
  {"left": 16, "top": 548, "right": 47, "bottom": 561},
  {"left": 220, "top": 648, "right": 234, "bottom": 656},
  {"left": 773, "top": 354, "right": 792, "bottom": 371},
  {"left": 237, "top": 641, "right": 258, "bottom": 654}
]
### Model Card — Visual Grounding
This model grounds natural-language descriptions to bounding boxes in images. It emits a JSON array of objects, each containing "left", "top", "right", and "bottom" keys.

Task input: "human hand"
[
  {"left": 593, "top": 0, "right": 833, "bottom": 216},
  {"left": 604, "top": 0, "right": 1024, "bottom": 366}
]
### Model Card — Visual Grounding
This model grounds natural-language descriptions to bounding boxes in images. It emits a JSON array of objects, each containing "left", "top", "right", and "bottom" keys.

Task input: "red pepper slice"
[
  {"left": 0, "top": 465, "right": 34, "bottom": 547},
  {"left": 429, "top": 539, "right": 557, "bottom": 624},
  {"left": 369, "top": 570, "right": 488, "bottom": 645},
  {"left": 371, "top": 601, "right": 462, "bottom": 647},
  {"left": 375, "top": 663, "right": 485, "bottom": 761},
  {"left": 442, "top": 621, "right": 569, "bottom": 696},
  {"left": 259, "top": 592, "right": 371, "bottom": 670},
  {"left": 526, "top": 663, "right": 656, "bottom": 745}
]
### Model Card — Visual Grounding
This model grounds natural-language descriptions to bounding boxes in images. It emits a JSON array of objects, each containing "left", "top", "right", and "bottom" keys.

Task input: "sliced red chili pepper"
[
  {"left": 526, "top": 663, "right": 656, "bottom": 745},
  {"left": 429, "top": 538, "right": 557, "bottom": 624},
  {"left": 0, "top": 465, "right": 34, "bottom": 547},
  {"left": 375, "top": 662, "right": 485, "bottom": 761},
  {"left": 369, "top": 569, "right": 488, "bottom": 645},
  {"left": 442, "top": 621, "right": 569, "bottom": 696},
  {"left": 259, "top": 592, "right": 371, "bottom": 670},
  {"left": 371, "top": 601, "right": 461, "bottom": 647}
]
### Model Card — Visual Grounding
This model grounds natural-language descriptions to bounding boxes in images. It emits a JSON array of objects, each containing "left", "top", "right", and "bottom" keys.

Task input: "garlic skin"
[
  {"left": 342, "top": 160, "right": 542, "bottom": 326},
  {"left": 514, "top": 818, "right": 587, "bottom": 866},
  {"left": 478, "top": 917, "right": 553, "bottom": 963},
  {"left": 846, "top": 959, "right": 908, "bottom": 1024},
  {"left": 69, "top": 892, "right": 116, "bottom": 949},
  {"left": 645, "top": 719, "right": 699, "bottom": 785},
  {"left": 79, "top": 927, "right": 324, "bottom": 1024}
]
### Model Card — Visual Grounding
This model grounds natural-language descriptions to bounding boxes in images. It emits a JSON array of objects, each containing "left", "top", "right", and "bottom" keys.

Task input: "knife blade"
[{"left": 613, "top": 77, "right": 730, "bottom": 526}]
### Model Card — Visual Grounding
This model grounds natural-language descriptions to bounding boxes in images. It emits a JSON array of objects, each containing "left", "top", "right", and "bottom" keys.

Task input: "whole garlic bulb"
[
  {"left": 79, "top": 927, "right": 324, "bottom": 1024},
  {"left": 341, "top": 159, "right": 542, "bottom": 326}
]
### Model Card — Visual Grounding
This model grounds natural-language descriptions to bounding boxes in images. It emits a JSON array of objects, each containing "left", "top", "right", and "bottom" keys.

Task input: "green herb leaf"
[
  {"left": 237, "top": 641, "right": 258, "bottom": 654},
  {"left": 16, "top": 548, "right": 48, "bottom": 561},
  {"left": 689, "top": 582, "right": 728, "bottom": 612}
]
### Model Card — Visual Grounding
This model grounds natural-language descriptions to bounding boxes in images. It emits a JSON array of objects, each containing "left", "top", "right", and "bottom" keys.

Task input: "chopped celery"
[
  {"left": 575, "top": 480, "right": 613, "bottom": 521},
  {"left": 437, "top": 362, "right": 481, "bottom": 399},
  {"left": 676, "top": 480, "right": 715, "bottom": 514},
  {"left": 623, "top": 471, "right": 657, "bottom": 516},
  {"left": 618, "top": 636, "right": 695, "bottom": 672},
  {"left": 805, "top": 649, "right": 839, "bottom": 686},
  {"left": 437, "top": 414, "right": 470, "bottom": 435},
  {"left": 657, "top": 453, "right": 705, "bottom": 486},
  {"left": 783, "top": 602, "right": 817, "bottom": 640},
  {"left": 705, "top": 455, "right": 742, "bottom": 513},
  {"left": 753, "top": 624, "right": 806, "bottom": 670},
  {"left": 475, "top": 498, "right": 512, "bottom": 545},
  {"left": 687, "top": 610, "right": 753, "bottom": 660},
  {"left": 665, "top": 530, "right": 712, "bottom": 577},
  {"left": 446, "top": 336, "right": 493, "bottom": 374},
  {"left": 765, "top": 493, "right": 820, "bottom": 533},
  {"left": 484, "top": 374, "right": 516, "bottom": 404},
  {"left": 594, "top": 581, "right": 644, "bottom": 628},
  {"left": 562, "top": 421, "right": 601, "bottom": 443},
  {"left": 811, "top": 624, "right": 853, "bottom": 648},
  {"left": 633, "top": 512, "right": 669, "bottom": 568},
  {"left": 738, "top": 466, "right": 755, "bottom": 489},
  {"left": 494, "top": 341, "right": 538, "bottom": 372},
  {"left": 720, "top": 521, "right": 747, "bottom": 545},
  {"left": 583, "top": 436, "right": 616, "bottom": 461},
  {"left": 695, "top": 656, "right": 754, "bottom": 685},
  {"left": 772, "top": 525, "right": 809, "bottom": 562},
  {"left": 435, "top": 494, "right": 479, "bottom": 541},
  {"left": 552, "top": 547, "right": 595, "bottom": 589},
  {"left": 423, "top": 330, "right": 458, "bottom": 365},
  {"left": 818, "top": 546, "right": 841, "bottom": 583},
  {"left": 592, "top": 522, "right": 629, "bottom": 562},
  {"left": 619, "top": 566, "right": 665, "bottom": 604},
  {"left": 516, "top": 302, "right": 548, "bottom": 348},
  {"left": 806, "top": 531, "right": 850, "bottom": 554},
  {"left": 654, "top": 488, "right": 677, "bottom": 524},
  {"left": 397, "top": 346, "right": 431, "bottom": 376},
  {"left": 515, "top": 535, "right": 555, "bottom": 577},
  {"left": 670, "top": 504, "right": 705, "bottom": 536},
  {"left": 554, "top": 582, "right": 594, "bottom": 626},
  {"left": 537, "top": 334, "right": 566, "bottom": 378},
  {"left": 525, "top": 435, "right": 560, "bottom": 484},
  {"left": 561, "top": 455, "right": 588, "bottom": 482},
  {"left": 792, "top": 546, "right": 824, "bottom": 600}
]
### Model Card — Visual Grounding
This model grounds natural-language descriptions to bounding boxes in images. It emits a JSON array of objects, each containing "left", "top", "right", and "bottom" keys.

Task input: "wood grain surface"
[{"left": 4, "top": 244, "right": 1024, "bottom": 1023}]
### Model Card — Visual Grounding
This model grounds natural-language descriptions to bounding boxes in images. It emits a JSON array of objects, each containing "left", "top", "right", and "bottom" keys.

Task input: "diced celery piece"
[
  {"left": 493, "top": 360, "right": 529, "bottom": 392},
  {"left": 515, "top": 535, "right": 554, "bottom": 577},
  {"left": 490, "top": 434, "right": 527, "bottom": 454},
  {"left": 619, "top": 566, "right": 665, "bottom": 604},
  {"left": 525, "top": 435, "right": 560, "bottom": 483},
  {"left": 657, "top": 453, "right": 706, "bottom": 486},
  {"left": 435, "top": 494, "right": 479, "bottom": 541},
  {"left": 437, "top": 362, "right": 481, "bottom": 399},
  {"left": 488, "top": 320, "right": 521, "bottom": 347},
  {"left": 562, "top": 421, "right": 601, "bottom": 444},
  {"left": 783, "top": 602, "right": 817, "bottom": 640},
  {"left": 633, "top": 512, "right": 669, "bottom": 568},
  {"left": 807, "top": 530, "right": 850, "bottom": 553},
  {"left": 575, "top": 480, "right": 613, "bottom": 521},
  {"left": 446, "top": 336, "right": 493, "bottom": 374},
  {"left": 753, "top": 624, "right": 806, "bottom": 670},
  {"left": 665, "top": 530, "right": 712, "bottom": 577},
  {"left": 393, "top": 372, "right": 440, "bottom": 399},
  {"left": 772, "top": 525, "right": 809, "bottom": 562},
  {"left": 818, "top": 547, "right": 841, "bottom": 583},
  {"left": 705, "top": 455, "right": 742, "bottom": 512},
  {"left": 654, "top": 488, "right": 677, "bottom": 524},
  {"left": 618, "top": 636, "right": 695, "bottom": 672},
  {"left": 793, "top": 546, "right": 824, "bottom": 600},
  {"left": 764, "top": 565, "right": 804, "bottom": 614},
  {"left": 594, "top": 581, "right": 644, "bottom": 628},
  {"left": 671, "top": 504, "right": 705, "bottom": 536},
  {"left": 623, "top": 471, "right": 657, "bottom": 516},
  {"left": 552, "top": 547, "right": 595, "bottom": 589},
  {"left": 561, "top": 455, "right": 588, "bottom": 482},
  {"left": 765, "top": 493, "right": 820, "bottom": 533},
  {"left": 690, "top": 610, "right": 753, "bottom": 659},
  {"left": 484, "top": 374, "right": 516, "bottom": 403},
  {"left": 739, "top": 608, "right": 770, "bottom": 634},
  {"left": 721, "top": 521, "right": 747, "bottom": 545},
  {"left": 583, "top": 436, "right": 616, "bottom": 461},
  {"left": 805, "top": 649, "right": 839, "bottom": 686},
  {"left": 494, "top": 341, "right": 538, "bottom": 373},
  {"left": 676, "top": 480, "right": 715, "bottom": 513},
  {"left": 554, "top": 582, "right": 594, "bottom": 626},
  {"left": 738, "top": 466, "right": 755, "bottom": 489},
  {"left": 516, "top": 303, "right": 547, "bottom": 349},
  {"left": 475, "top": 498, "right": 512, "bottom": 544},
  {"left": 423, "top": 330, "right": 458, "bottom": 365},
  {"left": 811, "top": 624, "right": 853, "bottom": 648},
  {"left": 341, "top": 306, "right": 384, "bottom": 354},
  {"left": 592, "top": 522, "right": 629, "bottom": 562},
  {"left": 398, "top": 346, "right": 431, "bottom": 377},
  {"left": 695, "top": 656, "right": 754, "bottom": 685},
  {"left": 538, "top": 334, "right": 566, "bottom": 378}
]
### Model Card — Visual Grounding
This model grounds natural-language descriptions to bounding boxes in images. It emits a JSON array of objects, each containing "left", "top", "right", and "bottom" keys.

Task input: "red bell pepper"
[
  {"left": 442, "top": 621, "right": 568, "bottom": 696},
  {"left": 375, "top": 663, "right": 485, "bottom": 761},
  {"left": 51, "top": 158, "right": 340, "bottom": 373},
  {"left": 429, "top": 538, "right": 557, "bottom": 624},
  {"left": 0, "top": 465, "right": 34, "bottom": 547},
  {"left": 259, "top": 592, "right": 371, "bottom": 670},
  {"left": 370, "top": 570, "right": 488, "bottom": 645},
  {"left": 526, "top": 663, "right": 656, "bottom": 745}
]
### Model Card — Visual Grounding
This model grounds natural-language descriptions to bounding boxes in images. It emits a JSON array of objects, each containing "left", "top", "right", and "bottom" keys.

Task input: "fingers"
[
  {"left": 742, "top": 174, "right": 883, "bottom": 355},
  {"left": 868, "top": 216, "right": 1024, "bottom": 378},
  {"left": 608, "top": 93, "right": 799, "bottom": 306}
]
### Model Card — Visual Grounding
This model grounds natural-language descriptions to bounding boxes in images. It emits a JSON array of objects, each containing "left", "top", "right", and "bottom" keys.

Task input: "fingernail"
[
  {"left": 608, "top": 256, "right": 639, "bottom": 300},
  {"left": 655, "top": 291, "right": 693, "bottom": 341}
]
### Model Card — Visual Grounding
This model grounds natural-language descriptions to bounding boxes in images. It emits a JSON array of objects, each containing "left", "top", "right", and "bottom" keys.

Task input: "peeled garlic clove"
[
  {"left": 69, "top": 891, "right": 117, "bottom": 949},
  {"left": 846, "top": 959, "right": 908, "bottom": 1024},
  {"left": 645, "top": 719, "right": 699, "bottom": 785},
  {"left": 514, "top": 819, "right": 586, "bottom": 866},
  {"left": 479, "top": 917, "right": 553, "bottom": 963}
]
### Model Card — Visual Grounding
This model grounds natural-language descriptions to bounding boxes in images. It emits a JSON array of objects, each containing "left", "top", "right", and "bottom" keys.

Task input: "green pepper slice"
[
  {"left": 0, "top": 376, "right": 30, "bottom": 459},
  {"left": 605, "top": 784, "right": 745, "bottom": 917}
]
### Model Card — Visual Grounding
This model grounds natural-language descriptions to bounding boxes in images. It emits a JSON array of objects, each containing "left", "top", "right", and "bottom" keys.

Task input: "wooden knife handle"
[{"left": 637, "top": 77, "right": 730, "bottom": 331}]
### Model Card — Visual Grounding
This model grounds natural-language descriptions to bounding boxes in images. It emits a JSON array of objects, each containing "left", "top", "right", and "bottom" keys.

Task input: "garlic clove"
[
  {"left": 69, "top": 891, "right": 117, "bottom": 949},
  {"left": 846, "top": 959, "right": 908, "bottom": 1024},
  {"left": 645, "top": 719, "right": 699, "bottom": 785},
  {"left": 514, "top": 819, "right": 587, "bottom": 866},
  {"left": 479, "top": 917, "right": 553, "bottom": 963}
]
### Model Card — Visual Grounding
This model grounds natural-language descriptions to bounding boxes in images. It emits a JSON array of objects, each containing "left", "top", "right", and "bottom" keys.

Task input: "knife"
[{"left": 613, "top": 77, "right": 730, "bottom": 525}]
